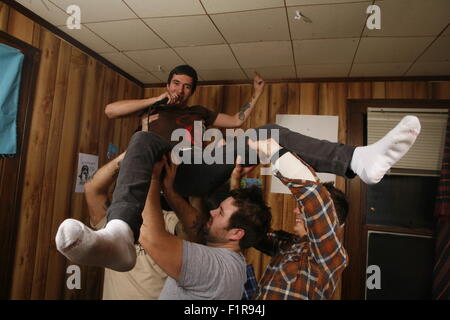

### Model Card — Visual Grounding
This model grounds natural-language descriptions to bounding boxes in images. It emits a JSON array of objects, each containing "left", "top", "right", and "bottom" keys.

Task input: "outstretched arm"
[
  {"left": 213, "top": 73, "right": 265, "bottom": 128},
  {"left": 84, "top": 152, "right": 125, "bottom": 227},
  {"left": 139, "top": 160, "right": 183, "bottom": 280},
  {"left": 230, "top": 156, "right": 257, "bottom": 190},
  {"left": 162, "top": 159, "right": 205, "bottom": 243},
  {"left": 104, "top": 89, "right": 184, "bottom": 118}
]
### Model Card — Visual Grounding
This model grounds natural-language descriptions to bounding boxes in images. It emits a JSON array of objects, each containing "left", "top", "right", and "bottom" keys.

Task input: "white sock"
[
  {"left": 273, "top": 152, "right": 317, "bottom": 182},
  {"left": 55, "top": 219, "right": 136, "bottom": 272},
  {"left": 350, "top": 115, "right": 421, "bottom": 184}
]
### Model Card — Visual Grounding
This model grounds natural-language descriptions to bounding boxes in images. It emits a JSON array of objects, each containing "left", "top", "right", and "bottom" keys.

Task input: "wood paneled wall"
[{"left": 0, "top": 4, "right": 142, "bottom": 299}]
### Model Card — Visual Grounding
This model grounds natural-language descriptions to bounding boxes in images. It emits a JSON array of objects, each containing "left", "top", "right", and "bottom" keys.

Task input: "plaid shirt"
[
  {"left": 255, "top": 157, "right": 348, "bottom": 300},
  {"left": 242, "top": 264, "right": 258, "bottom": 300}
]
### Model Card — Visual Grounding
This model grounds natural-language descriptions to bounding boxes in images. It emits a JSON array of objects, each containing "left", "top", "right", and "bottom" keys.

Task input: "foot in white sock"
[
  {"left": 350, "top": 115, "right": 421, "bottom": 184},
  {"left": 55, "top": 219, "right": 136, "bottom": 272}
]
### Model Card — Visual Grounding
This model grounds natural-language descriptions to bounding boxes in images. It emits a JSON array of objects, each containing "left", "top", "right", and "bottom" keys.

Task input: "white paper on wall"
[
  {"left": 75, "top": 152, "right": 99, "bottom": 193},
  {"left": 270, "top": 114, "right": 339, "bottom": 194}
]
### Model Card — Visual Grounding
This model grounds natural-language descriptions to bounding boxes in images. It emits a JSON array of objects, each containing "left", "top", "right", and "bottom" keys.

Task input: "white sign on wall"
[
  {"left": 75, "top": 152, "right": 98, "bottom": 193},
  {"left": 271, "top": 114, "right": 339, "bottom": 194}
]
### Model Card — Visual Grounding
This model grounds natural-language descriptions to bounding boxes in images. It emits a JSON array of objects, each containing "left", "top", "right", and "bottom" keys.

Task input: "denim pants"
[
  {"left": 107, "top": 131, "right": 237, "bottom": 241},
  {"left": 107, "top": 126, "right": 356, "bottom": 241},
  {"left": 255, "top": 124, "right": 356, "bottom": 178}
]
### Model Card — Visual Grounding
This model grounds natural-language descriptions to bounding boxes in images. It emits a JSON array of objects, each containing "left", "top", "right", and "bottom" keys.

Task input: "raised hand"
[{"left": 253, "top": 72, "right": 265, "bottom": 96}]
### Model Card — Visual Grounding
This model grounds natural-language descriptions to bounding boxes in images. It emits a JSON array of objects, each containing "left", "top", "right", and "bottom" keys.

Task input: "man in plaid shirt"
[{"left": 248, "top": 138, "right": 349, "bottom": 300}]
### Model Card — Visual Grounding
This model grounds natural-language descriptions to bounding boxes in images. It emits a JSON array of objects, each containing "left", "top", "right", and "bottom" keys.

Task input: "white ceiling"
[{"left": 15, "top": 0, "right": 450, "bottom": 84}]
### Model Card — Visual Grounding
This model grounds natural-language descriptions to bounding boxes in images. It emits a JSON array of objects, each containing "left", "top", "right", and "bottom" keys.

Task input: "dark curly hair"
[
  {"left": 323, "top": 182, "right": 348, "bottom": 226},
  {"left": 167, "top": 65, "right": 198, "bottom": 93},
  {"left": 227, "top": 186, "right": 272, "bottom": 249}
]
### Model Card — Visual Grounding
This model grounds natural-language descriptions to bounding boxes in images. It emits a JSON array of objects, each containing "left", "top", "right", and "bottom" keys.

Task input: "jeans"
[
  {"left": 107, "top": 125, "right": 356, "bottom": 241},
  {"left": 255, "top": 124, "right": 356, "bottom": 178}
]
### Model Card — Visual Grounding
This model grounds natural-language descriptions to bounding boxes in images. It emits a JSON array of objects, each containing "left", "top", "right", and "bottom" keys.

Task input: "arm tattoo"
[{"left": 239, "top": 102, "right": 251, "bottom": 121}]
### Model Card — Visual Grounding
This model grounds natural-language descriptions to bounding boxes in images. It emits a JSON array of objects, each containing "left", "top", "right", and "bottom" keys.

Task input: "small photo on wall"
[{"left": 75, "top": 152, "right": 98, "bottom": 193}]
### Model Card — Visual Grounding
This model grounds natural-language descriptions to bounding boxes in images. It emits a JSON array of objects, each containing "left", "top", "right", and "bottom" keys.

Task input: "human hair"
[
  {"left": 323, "top": 182, "right": 348, "bottom": 226},
  {"left": 227, "top": 186, "right": 272, "bottom": 249},
  {"left": 167, "top": 65, "right": 198, "bottom": 93}
]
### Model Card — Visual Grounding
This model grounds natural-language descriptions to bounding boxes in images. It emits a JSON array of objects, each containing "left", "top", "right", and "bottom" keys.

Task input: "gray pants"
[{"left": 107, "top": 125, "right": 356, "bottom": 241}]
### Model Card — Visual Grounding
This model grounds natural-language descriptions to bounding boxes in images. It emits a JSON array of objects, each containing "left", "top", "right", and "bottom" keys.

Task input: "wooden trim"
[
  {"left": 145, "top": 75, "right": 450, "bottom": 88},
  {"left": 2, "top": 0, "right": 142, "bottom": 87},
  {"left": 0, "top": 29, "right": 41, "bottom": 299},
  {"left": 365, "top": 225, "right": 434, "bottom": 237},
  {"left": 342, "top": 99, "right": 450, "bottom": 300}
]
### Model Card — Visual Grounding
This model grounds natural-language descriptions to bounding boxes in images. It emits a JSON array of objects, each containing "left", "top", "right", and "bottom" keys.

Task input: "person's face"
[
  {"left": 204, "top": 197, "right": 239, "bottom": 244},
  {"left": 293, "top": 207, "right": 307, "bottom": 238},
  {"left": 166, "top": 74, "right": 193, "bottom": 105}
]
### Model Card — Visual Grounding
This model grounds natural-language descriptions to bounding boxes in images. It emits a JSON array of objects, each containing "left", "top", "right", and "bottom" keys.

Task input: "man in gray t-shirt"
[
  {"left": 139, "top": 157, "right": 271, "bottom": 300},
  {"left": 159, "top": 241, "right": 246, "bottom": 299}
]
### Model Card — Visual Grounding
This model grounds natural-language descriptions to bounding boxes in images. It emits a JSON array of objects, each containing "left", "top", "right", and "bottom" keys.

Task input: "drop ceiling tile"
[
  {"left": 128, "top": 72, "right": 161, "bottom": 84},
  {"left": 51, "top": 0, "right": 137, "bottom": 23},
  {"left": 293, "top": 38, "right": 358, "bottom": 65},
  {"left": 58, "top": 25, "right": 118, "bottom": 53},
  {"left": 16, "top": 0, "right": 69, "bottom": 26},
  {"left": 406, "top": 61, "right": 450, "bottom": 76},
  {"left": 297, "top": 64, "right": 351, "bottom": 78},
  {"left": 151, "top": 71, "right": 171, "bottom": 82},
  {"left": 211, "top": 8, "right": 290, "bottom": 43},
  {"left": 101, "top": 52, "right": 147, "bottom": 73},
  {"left": 143, "top": 15, "right": 224, "bottom": 47},
  {"left": 350, "top": 62, "right": 410, "bottom": 77},
  {"left": 444, "top": 26, "right": 450, "bottom": 36},
  {"left": 231, "top": 41, "right": 293, "bottom": 68},
  {"left": 123, "top": 0, "right": 205, "bottom": 18},
  {"left": 86, "top": 20, "right": 167, "bottom": 51},
  {"left": 125, "top": 49, "right": 185, "bottom": 73},
  {"left": 244, "top": 65, "right": 296, "bottom": 79},
  {"left": 174, "top": 45, "right": 239, "bottom": 70},
  {"left": 417, "top": 36, "right": 450, "bottom": 62},
  {"left": 286, "top": 0, "right": 366, "bottom": 5},
  {"left": 355, "top": 37, "right": 435, "bottom": 63},
  {"left": 363, "top": 0, "right": 450, "bottom": 37},
  {"left": 201, "top": 0, "right": 284, "bottom": 14},
  {"left": 287, "top": 2, "right": 370, "bottom": 40},
  {"left": 198, "top": 68, "right": 248, "bottom": 81}
]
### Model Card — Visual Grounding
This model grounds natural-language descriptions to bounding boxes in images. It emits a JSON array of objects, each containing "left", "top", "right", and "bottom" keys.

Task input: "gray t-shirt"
[{"left": 159, "top": 240, "right": 246, "bottom": 300}]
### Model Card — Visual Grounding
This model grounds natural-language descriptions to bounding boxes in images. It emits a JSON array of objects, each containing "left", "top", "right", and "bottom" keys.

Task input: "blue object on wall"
[{"left": 0, "top": 43, "right": 24, "bottom": 156}]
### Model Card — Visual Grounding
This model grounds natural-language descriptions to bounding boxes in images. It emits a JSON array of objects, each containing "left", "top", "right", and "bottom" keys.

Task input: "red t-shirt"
[{"left": 146, "top": 104, "right": 218, "bottom": 147}]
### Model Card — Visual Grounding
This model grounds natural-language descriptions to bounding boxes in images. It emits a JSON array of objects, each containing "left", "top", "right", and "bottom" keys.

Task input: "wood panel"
[
  {"left": 299, "top": 83, "right": 319, "bottom": 114},
  {"left": 2, "top": 5, "right": 143, "bottom": 299},
  {"left": 30, "top": 38, "right": 71, "bottom": 300},
  {"left": 45, "top": 47, "right": 87, "bottom": 300},
  {"left": 11, "top": 27, "right": 61, "bottom": 300},
  {"left": 7, "top": 8, "right": 34, "bottom": 45},
  {"left": 97, "top": 69, "right": 119, "bottom": 166},
  {"left": 63, "top": 56, "right": 105, "bottom": 300},
  {"left": 431, "top": 82, "right": 450, "bottom": 99},
  {"left": 0, "top": 2, "right": 9, "bottom": 31},
  {"left": 371, "top": 82, "right": 386, "bottom": 99}
]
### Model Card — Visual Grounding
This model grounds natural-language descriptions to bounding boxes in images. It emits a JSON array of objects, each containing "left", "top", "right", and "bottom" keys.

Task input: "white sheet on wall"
[{"left": 270, "top": 114, "right": 339, "bottom": 194}]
